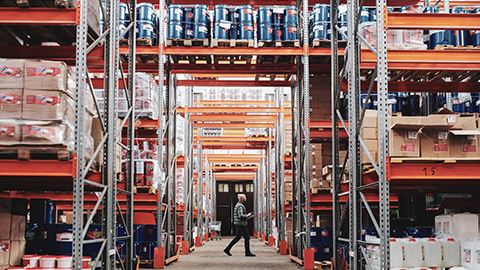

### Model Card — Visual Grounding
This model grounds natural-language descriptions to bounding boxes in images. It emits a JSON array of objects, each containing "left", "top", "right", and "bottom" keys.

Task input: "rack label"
[
  {"left": 462, "top": 145, "right": 477, "bottom": 153},
  {"left": 422, "top": 166, "right": 436, "bottom": 176},
  {"left": 433, "top": 143, "right": 448, "bottom": 152},
  {"left": 400, "top": 143, "right": 415, "bottom": 152},
  {"left": 437, "top": 131, "right": 448, "bottom": 140},
  {"left": 407, "top": 131, "right": 417, "bottom": 139}
]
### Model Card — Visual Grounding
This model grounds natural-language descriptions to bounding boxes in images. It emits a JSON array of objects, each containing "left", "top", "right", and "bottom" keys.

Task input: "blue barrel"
[
  {"left": 194, "top": 22, "right": 209, "bottom": 39},
  {"left": 283, "top": 23, "right": 298, "bottom": 41},
  {"left": 370, "top": 94, "right": 378, "bottom": 110},
  {"left": 145, "top": 225, "right": 158, "bottom": 242},
  {"left": 312, "top": 4, "right": 329, "bottom": 22},
  {"left": 184, "top": 7, "right": 194, "bottom": 23},
  {"left": 55, "top": 224, "right": 73, "bottom": 255},
  {"left": 168, "top": 4, "right": 183, "bottom": 23},
  {"left": 30, "top": 199, "right": 53, "bottom": 224},
  {"left": 84, "top": 224, "right": 102, "bottom": 259},
  {"left": 119, "top": 3, "right": 128, "bottom": 21},
  {"left": 230, "top": 7, "right": 239, "bottom": 23},
  {"left": 168, "top": 21, "right": 183, "bottom": 39},
  {"left": 338, "top": 4, "right": 348, "bottom": 22},
  {"left": 138, "top": 2, "right": 155, "bottom": 21},
  {"left": 258, "top": 6, "right": 273, "bottom": 24},
  {"left": 117, "top": 224, "right": 127, "bottom": 237},
  {"left": 214, "top": 22, "right": 229, "bottom": 39},
  {"left": 388, "top": 93, "right": 398, "bottom": 113},
  {"left": 391, "top": 227, "right": 406, "bottom": 238},
  {"left": 400, "top": 5, "right": 424, "bottom": 13},
  {"left": 473, "top": 9, "right": 480, "bottom": 46},
  {"left": 312, "top": 21, "right": 328, "bottom": 40},
  {"left": 230, "top": 23, "right": 239, "bottom": 39},
  {"left": 214, "top": 5, "right": 229, "bottom": 22},
  {"left": 134, "top": 225, "right": 146, "bottom": 243},
  {"left": 409, "top": 94, "right": 420, "bottom": 116},
  {"left": 313, "top": 245, "right": 324, "bottom": 261},
  {"left": 116, "top": 240, "right": 126, "bottom": 260},
  {"left": 238, "top": 5, "right": 253, "bottom": 24},
  {"left": 337, "top": 22, "right": 347, "bottom": 40},
  {"left": 119, "top": 20, "right": 129, "bottom": 39},
  {"left": 452, "top": 7, "right": 470, "bottom": 47},
  {"left": 321, "top": 227, "right": 333, "bottom": 245},
  {"left": 274, "top": 24, "right": 283, "bottom": 41},
  {"left": 258, "top": 23, "right": 273, "bottom": 41},
  {"left": 359, "top": 7, "right": 370, "bottom": 23},
  {"left": 194, "top": 4, "right": 208, "bottom": 23},
  {"left": 138, "top": 20, "right": 155, "bottom": 39},
  {"left": 284, "top": 6, "right": 297, "bottom": 24},
  {"left": 273, "top": 7, "right": 284, "bottom": 25},
  {"left": 141, "top": 242, "right": 156, "bottom": 260},
  {"left": 184, "top": 23, "right": 194, "bottom": 39},
  {"left": 239, "top": 23, "right": 254, "bottom": 40},
  {"left": 407, "top": 227, "right": 432, "bottom": 238},
  {"left": 310, "top": 227, "right": 322, "bottom": 246}
]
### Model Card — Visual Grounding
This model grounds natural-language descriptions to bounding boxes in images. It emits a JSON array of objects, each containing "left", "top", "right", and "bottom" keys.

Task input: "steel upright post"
[
  {"left": 196, "top": 139, "right": 204, "bottom": 242},
  {"left": 266, "top": 129, "right": 272, "bottom": 237}
]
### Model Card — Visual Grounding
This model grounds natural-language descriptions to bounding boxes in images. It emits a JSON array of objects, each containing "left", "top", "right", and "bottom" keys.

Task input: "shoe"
[
  {"left": 223, "top": 249, "right": 232, "bottom": 256},
  {"left": 245, "top": 253, "right": 256, "bottom": 257}
]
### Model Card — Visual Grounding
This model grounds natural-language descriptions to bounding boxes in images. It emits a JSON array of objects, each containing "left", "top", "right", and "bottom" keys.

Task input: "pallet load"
[
  {"left": 0, "top": 59, "right": 94, "bottom": 162},
  {"left": 167, "top": 4, "right": 210, "bottom": 46},
  {"left": 212, "top": 4, "right": 254, "bottom": 48},
  {"left": 257, "top": 5, "right": 299, "bottom": 48},
  {"left": 0, "top": 198, "right": 27, "bottom": 269}
]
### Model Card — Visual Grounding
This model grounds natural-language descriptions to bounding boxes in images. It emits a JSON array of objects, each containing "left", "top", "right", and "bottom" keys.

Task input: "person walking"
[{"left": 223, "top": 194, "right": 256, "bottom": 257}]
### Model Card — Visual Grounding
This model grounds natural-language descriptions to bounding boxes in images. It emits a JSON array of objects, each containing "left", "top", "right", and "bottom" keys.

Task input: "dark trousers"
[{"left": 225, "top": 225, "right": 250, "bottom": 254}]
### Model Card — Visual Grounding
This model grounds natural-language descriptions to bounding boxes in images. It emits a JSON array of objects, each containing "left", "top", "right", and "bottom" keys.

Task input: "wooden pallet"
[
  {"left": 257, "top": 55, "right": 296, "bottom": 64},
  {"left": 133, "top": 185, "right": 157, "bottom": 194},
  {"left": 213, "top": 55, "right": 252, "bottom": 64},
  {"left": 311, "top": 187, "right": 331, "bottom": 194},
  {"left": 212, "top": 39, "right": 254, "bottom": 48},
  {"left": 167, "top": 38, "right": 209, "bottom": 47},
  {"left": 138, "top": 260, "right": 153, "bottom": 267},
  {"left": 7, "top": 0, "right": 70, "bottom": 7},
  {"left": 136, "top": 38, "right": 153, "bottom": 46},
  {"left": 0, "top": 145, "right": 71, "bottom": 160},
  {"left": 258, "top": 40, "right": 300, "bottom": 48},
  {"left": 171, "top": 54, "right": 211, "bottom": 64},
  {"left": 315, "top": 260, "right": 332, "bottom": 269},
  {"left": 434, "top": 45, "right": 480, "bottom": 50},
  {"left": 390, "top": 157, "right": 480, "bottom": 164},
  {"left": 312, "top": 38, "right": 347, "bottom": 48}
]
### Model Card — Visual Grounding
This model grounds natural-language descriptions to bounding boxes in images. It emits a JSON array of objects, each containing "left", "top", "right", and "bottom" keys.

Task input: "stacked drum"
[
  {"left": 168, "top": 4, "right": 211, "bottom": 40},
  {"left": 213, "top": 5, "right": 253, "bottom": 40},
  {"left": 257, "top": 5, "right": 298, "bottom": 42}
]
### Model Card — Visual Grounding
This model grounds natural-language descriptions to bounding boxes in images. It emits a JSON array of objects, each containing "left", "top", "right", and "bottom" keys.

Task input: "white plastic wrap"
[{"left": 360, "top": 22, "right": 427, "bottom": 50}]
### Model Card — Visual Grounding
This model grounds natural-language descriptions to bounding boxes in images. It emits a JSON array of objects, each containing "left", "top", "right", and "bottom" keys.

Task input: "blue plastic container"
[
  {"left": 119, "top": 20, "right": 129, "bottom": 39},
  {"left": 338, "top": 4, "right": 348, "bottom": 22},
  {"left": 283, "top": 23, "right": 298, "bottom": 41},
  {"left": 312, "top": 4, "right": 329, "bottom": 22},
  {"left": 284, "top": 6, "right": 297, "bottom": 24},
  {"left": 310, "top": 227, "right": 322, "bottom": 246},
  {"left": 239, "top": 23, "right": 254, "bottom": 40},
  {"left": 168, "top": 21, "right": 183, "bottom": 39},
  {"left": 321, "top": 227, "right": 333, "bottom": 245},
  {"left": 193, "top": 4, "right": 208, "bottom": 23},
  {"left": 258, "top": 6, "right": 273, "bottom": 24},
  {"left": 238, "top": 5, "right": 253, "bottom": 24},
  {"left": 116, "top": 240, "right": 126, "bottom": 260},
  {"left": 407, "top": 227, "right": 433, "bottom": 238},
  {"left": 184, "top": 23, "right": 194, "bottom": 39},
  {"left": 452, "top": 7, "right": 470, "bottom": 47},
  {"left": 273, "top": 8, "right": 284, "bottom": 25},
  {"left": 370, "top": 94, "right": 378, "bottom": 110},
  {"left": 184, "top": 7, "right": 194, "bottom": 23},
  {"left": 259, "top": 23, "right": 273, "bottom": 41},
  {"left": 230, "top": 23, "right": 238, "bottom": 39},
  {"left": 117, "top": 224, "right": 127, "bottom": 237},
  {"left": 472, "top": 8, "right": 480, "bottom": 46},
  {"left": 194, "top": 22, "right": 209, "bottom": 39},
  {"left": 84, "top": 224, "right": 102, "bottom": 259},
  {"left": 274, "top": 24, "right": 283, "bottom": 41},
  {"left": 388, "top": 93, "right": 398, "bottom": 113},
  {"left": 359, "top": 7, "right": 370, "bottom": 23},
  {"left": 168, "top": 4, "right": 183, "bottom": 23},
  {"left": 311, "top": 21, "right": 328, "bottom": 40},
  {"left": 230, "top": 7, "right": 239, "bottom": 23},
  {"left": 338, "top": 22, "right": 347, "bottom": 40},
  {"left": 138, "top": 2, "right": 155, "bottom": 21},
  {"left": 409, "top": 94, "right": 420, "bottom": 116},
  {"left": 145, "top": 225, "right": 158, "bottom": 242},
  {"left": 55, "top": 224, "right": 72, "bottom": 255},
  {"left": 138, "top": 20, "right": 155, "bottom": 40},
  {"left": 214, "top": 22, "right": 229, "bottom": 39},
  {"left": 30, "top": 199, "right": 53, "bottom": 224},
  {"left": 214, "top": 5, "right": 229, "bottom": 22},
  {"left": 134, "top": 225, "right": 146, "bottom": 243},
  {"left": 119, "top": 3, "right": 129, "bottom": 21}
]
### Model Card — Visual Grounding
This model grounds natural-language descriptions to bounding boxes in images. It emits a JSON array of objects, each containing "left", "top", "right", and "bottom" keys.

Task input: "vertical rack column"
[{"left": 184, "top": 86, "right": 195, "bottom": 251}]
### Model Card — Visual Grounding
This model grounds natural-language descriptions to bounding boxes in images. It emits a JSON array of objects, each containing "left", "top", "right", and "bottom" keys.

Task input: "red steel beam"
[
  {"left": 165, "top": 46, "right": 303, "bottom": 56},
  {"left": 0, "top": 7, "right": 78, "bottom": 25},
  {"left": 388, "top": 13, "right": 480, "bottom": 30},
  {"left": 340, "top": 81, "right": 480, "bottom": 93},
  {"left": 177, "top": 80, "right": 291, "bottom": 87}
]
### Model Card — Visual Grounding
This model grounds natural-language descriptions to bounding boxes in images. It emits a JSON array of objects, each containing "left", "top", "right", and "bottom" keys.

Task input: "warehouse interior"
[{"left": 0, "top": 0, "right": 479, "bottom": 269}]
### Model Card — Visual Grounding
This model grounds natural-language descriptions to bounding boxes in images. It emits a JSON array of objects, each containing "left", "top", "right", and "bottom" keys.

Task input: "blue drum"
[
  {"left": 138, "top": 2, "right": 155, "bottom": 21},
  {"left": 284, "top": 5, "right": 297, "bottom": 24},
  {"left": 473, "top": 8, "right": 480, "bottom": 46},
  {"left": 194, "top": 22, "right": 209, "bottom": 39},
  {"left": 184, "top": 24, "right": 194, "bottom": 39},
  {"left": 239, "top": 23, "right": 254, "bottom": 40},
  {"left": 194, "top": 4, "right": 208, "bottom": 23},
  {"left": 360, "top": 7, "right": 370, "bottom": 23},
  {"left": 138, "top": 20, "right": 155, "bottom": 39},
  {"left": 452, "top": 7, "right": 470, "bottom": 47},
  {"left": 183, "top": 7, "right": 194, "bottom": 39},
  {"left": 311, "top": 21, "right": 328, "bottom": 40},
  {"left": 258, "top": 6, "right": 273, "bottom": 24},
  {"left": 258, "top": 23, "right": 273, "bottom": 41},
  {"left": 338, "top": 4, "right": 348, "bottom": 22},
  {"left": 119, "top": 3, "right": 128, "bottom": 21},
  {"left": 230, "top": 23, "right": 239, "bottom": 39},
  {"left": 168, "top": 4, "right": 184, "bottom": 22},
  {"left": 230, "top": 7, "right": 239, "bottom": 23},
  {"left": 238, "top": 5, "right": 253, "bottom": 24},
  {"left": 274, "top": 24, "right": 283, "bottom": 41},
  {"left": 214, "top": 5, "right": 229, "bottom": 22},
  {"left": 168, "top": 21, "right": 183, "bottom": 39},
  {"left": 118, "top": 20, "right": 128, "bottom": 39},
  {"left": 214, "top": 22, "right": 229, "bottom": 39},
  {"left": 312, "top": 4, "right": 329, "bottom": 22},
  {"left": 184, "top": 7, "right": 194, "bottom": 23},
  {"left": 338, "top": 22, "right": 347, "bottom": 40},
  {"left": 283, "top": 23, "right": 298, "bottom": 41},
  {"left": 273, "top": 7, "right": 284, "bottom": 25}
]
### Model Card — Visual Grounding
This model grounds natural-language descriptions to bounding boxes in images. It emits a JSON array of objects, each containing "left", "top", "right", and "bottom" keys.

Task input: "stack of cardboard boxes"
[
  {"left": 309, "top": 75, "right": 332, "bottom": 121},
  {"left": 0, "top": 198, "right": 27, "bottom": 269},
  {"left": 0, "top": 59, "right": 94, "bottom": 160}
]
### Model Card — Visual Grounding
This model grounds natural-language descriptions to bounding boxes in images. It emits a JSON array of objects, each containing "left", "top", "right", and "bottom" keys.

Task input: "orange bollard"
[
  {"left": 279, "top": 241, "right": 288, "bottom": 255},
  {"left": 181, "top": 240, "right": 189, "bottom": 255},
  {"left": 268, "top": 236, "right": 274, "bottom": 246},
  {"left": 153, "top": 247, "right": 165, "bottom": 269},
  {"left": 204, "top": 233, "right": 208, "bottom": 242},
  {"left": 262, "top": 234, "right": 266, "bottom": 242},
  {"left": 303, "top": 248, "right": 315, "bottom": 270},
  {"left": 195, "top": 236, "right": 202, "bottom": 247}
]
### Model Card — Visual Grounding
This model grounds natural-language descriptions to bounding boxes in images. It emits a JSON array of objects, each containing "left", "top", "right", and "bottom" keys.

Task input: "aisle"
[{"left": 166, "top": 236, "right": 301, "bottom": 270}]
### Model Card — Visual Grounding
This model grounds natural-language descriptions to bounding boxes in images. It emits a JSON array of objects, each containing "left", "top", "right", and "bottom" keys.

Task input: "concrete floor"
[{"left": 166, "top": 236, "right": 301, "bottom": 270}]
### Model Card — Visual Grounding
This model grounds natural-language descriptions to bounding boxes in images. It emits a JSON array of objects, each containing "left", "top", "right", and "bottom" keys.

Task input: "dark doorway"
[{"left": 216, "top": 181, "right": 254, "bottom": 236}]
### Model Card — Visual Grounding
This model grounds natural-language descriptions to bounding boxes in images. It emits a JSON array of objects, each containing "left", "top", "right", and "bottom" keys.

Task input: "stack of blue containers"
[
  {"left": 257, "top": 5, "right": 298, "bottom": 42},
  {"left": 168, "top": 4, "right": 211, "bottom": 40},
  {"left": 309, "top": 4, "right": 329, "bottom": 43},
  {"left": 213, "top": 5, "right": 253, "bottom": 40},
  {"left": 310, "top": 227, "right": 333, "bottom": 262}
]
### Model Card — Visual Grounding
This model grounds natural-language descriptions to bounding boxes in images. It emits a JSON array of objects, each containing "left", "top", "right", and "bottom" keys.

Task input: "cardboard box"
[
  {"left": 389, "top": 116, "right": 425, "bottom": 157},
  {"left": 22, "top": 90, "right": 69, "bottom": 121},
  {"left": 363, "top": 110, "right": 378, "bottom": 128},
  {"left": 21, "top": 121, "right": 66, "bottom": 145},
  {"left": 0, "top": 214, "right": 11, "bottom": 240},
  {"left": 0, "top": 59, "right": 24, "bottom": 89},
  {"left": 24, "top": 60, "right": 68, "bottom": 91},
  {"left": 361, "top": 127, "right": 378, "bottom": 140},
  {"left": 10, "top": 215, "right": 25, "bottom": 241},
  {"left": 449, "top": 130, "right": 480, "bottom": 158},
  {"left": 0, "top": 89, "right": 23, "bottom": 119},
  {"left": 421, "top": 117, "right": 453, "bottom": 158},
  {"left": 361, "top": 139, "right": 378, "bottom": 163},
  {"left": 0, "top": 120, "right": 21, "bottom": 145},
  {"left": 0, "top": 240, "right": 10, "bottom": 267},
  {"left": 8, "top": 240, "right": 25, "bottom": 266}
]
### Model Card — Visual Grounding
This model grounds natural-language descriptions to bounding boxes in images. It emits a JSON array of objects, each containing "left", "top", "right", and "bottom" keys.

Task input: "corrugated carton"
[
  {"left": 21, "top": 121, "right": 66, "bottom": 145},
  {"left": 22, "top": 90, "right": 68, "bottom": 121},
  {"left": 0, "top": 89, "right": 23, "bottom": 119},
  {"left": 0, "top": 240, "right": 10, "bottom": 268},
  {"left": 449, "top": 130, "right": 480, "bottom": 158},
  {"left": 0, "top": 120, "right": 21, "bottom": 145},
  {"left": 24, "top": 60, "right": 68, "bottom": 91},
  {"left": 420, "top": 115, "right": 453, "bottom": 158},
  {"left": 8, "top": 240, "right": 25, "bottom": 266},
  {"left": 389, "top": 116, "right": 425, "bottom": 157},
  {"left": 0, "top": 59, "right": 24, "bottom": 89}
]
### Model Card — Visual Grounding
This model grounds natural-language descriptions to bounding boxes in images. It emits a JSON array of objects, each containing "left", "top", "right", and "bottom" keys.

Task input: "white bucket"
[
  {"left": 22, "top": 255, "right": 40, "bottom": 267},
  {"left": 39, "top": 255, "right": 57, "bottom": 268},
  {"left": 56, "top": 256, "right": 73, "bottom": 269},
  {"left": 82, "top": 256, "right": 92, "bottom": 268}
]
